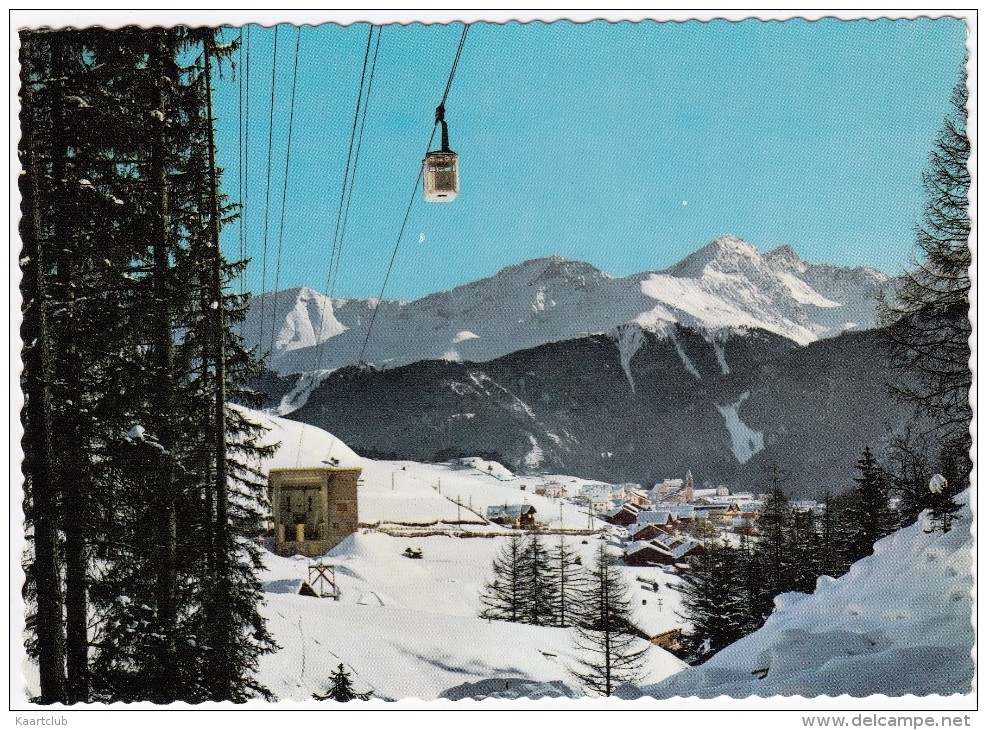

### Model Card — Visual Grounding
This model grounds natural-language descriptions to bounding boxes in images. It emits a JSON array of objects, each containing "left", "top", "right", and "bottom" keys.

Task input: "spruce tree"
[
  {"left": 552, "top": 534, "right": 584, "bottom": 628},
  {"left": 748, "top": 466, "right": 792, "bottom": 621},
  {"left": 571, "top": 543, "right": 647, "bottom": 697},
  {"left": 312, "top": 664, "right": 373, "bottom": 702},
  {"left": 678, "top": 541, "right": 754, "bottom": 663},
  {"left": 479, "top": 534, "right": 528, "bottom": 623},
  {"left": 845, "top": 446, "right": 892, "bottom": 563},
  {"left": 520, "top": 533, "right": 555, "bottom": 626},
  {"left": 788, "top": 508, "right": 823, "bottom": 595}
]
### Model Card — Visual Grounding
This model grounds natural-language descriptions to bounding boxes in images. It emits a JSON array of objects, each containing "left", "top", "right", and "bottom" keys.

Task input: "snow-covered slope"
[
  {"left": 257, "top": 532, "right": 687, "bottom": 701},
  {"left": 247, "top": 237, "right": 894, "bottom": 375},
  {"left": 239, "top": 408, "right": 688, "bottom": 700},
  {"left": 244, "top": 407, "right": 597, "bottom": 529},
  {"left": 637, "top": 493, "right": 974, "bottom": 698}
]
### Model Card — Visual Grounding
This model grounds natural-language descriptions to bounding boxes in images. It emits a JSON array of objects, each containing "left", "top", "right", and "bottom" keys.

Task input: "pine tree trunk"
[
  {"left": 19, "top": 39, "right": 67, "bottom": 702},
  {"left": 48, "top": 54, "right": 89, "bottom": 703},
  {"left": 203, "top": 37, "right": 228, "bottom": 573},
  {"left": 150, "top": 34, "right": 179, "bottom": 695}
]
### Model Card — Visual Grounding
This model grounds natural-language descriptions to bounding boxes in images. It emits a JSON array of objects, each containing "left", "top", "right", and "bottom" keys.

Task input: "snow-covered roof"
[
  {"left": 604, "top": 503, "right": 641, "bottom": 519},
  {"left": 580, "top": 484, "right": 617, "bottom": 500},
  {"left": 635, "top": 510, "right": 671, "bottom": 526},
  {"left": 626, "top": 535, "right": 701, "bottom": 561},
  {"left": 652, "top": 536, "right": 702, "bottom": 559},
  {"left": 486, "top": 504, "right": 536, "bottom": 520}
]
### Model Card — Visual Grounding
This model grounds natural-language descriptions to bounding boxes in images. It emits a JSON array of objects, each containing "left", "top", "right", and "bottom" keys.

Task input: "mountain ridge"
[{"left": 244, "top": 236, "right": 896, "bottom": 376}]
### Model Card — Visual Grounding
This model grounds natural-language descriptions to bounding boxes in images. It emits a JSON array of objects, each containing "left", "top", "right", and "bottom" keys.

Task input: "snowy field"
[
  {"left": 258, "top": 533, "right": 686, "bottom": 700},
  {"left": 247, "top": 408, "right": 688, "bottom": 699},
  {"left": 252, "top": 408, "right": 609, "bottom": 530}
]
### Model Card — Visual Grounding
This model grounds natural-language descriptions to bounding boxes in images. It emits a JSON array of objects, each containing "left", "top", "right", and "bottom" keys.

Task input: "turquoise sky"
[{"left": 213, "top": 18, "right": 967, "bottom": 301}]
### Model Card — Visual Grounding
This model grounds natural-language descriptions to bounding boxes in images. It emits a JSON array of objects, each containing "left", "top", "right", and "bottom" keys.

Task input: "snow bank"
[
  {"left": 641, "top": 493, "right": 974, "bottom": 698},
  {"left": 239, "top": 406, "right": 364, "bottom": 471}
]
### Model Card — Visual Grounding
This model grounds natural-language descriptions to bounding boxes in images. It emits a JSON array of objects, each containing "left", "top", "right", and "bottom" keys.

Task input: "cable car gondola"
[{"left": 423, "top": 103, "right": 458, "bottom": 202}]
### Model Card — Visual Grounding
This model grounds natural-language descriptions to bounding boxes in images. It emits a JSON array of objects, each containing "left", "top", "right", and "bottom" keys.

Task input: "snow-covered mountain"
[
  {"left": 634, "top": 492, "right": 974, "bottom": 698},
  {"left": 245, "top": 236, "right": 895, "bottom": 375},
  {"left": 255, "top": 326, "right": 910, "bottom": 497}
]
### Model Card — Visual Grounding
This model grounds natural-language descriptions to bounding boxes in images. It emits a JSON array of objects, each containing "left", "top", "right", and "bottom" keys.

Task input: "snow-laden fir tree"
[
  {"left": 571, "top": 542, "right": 647, "bottom": 696},
  {"left": 678, "top": 540, "right": 754, "bottom": 664}
]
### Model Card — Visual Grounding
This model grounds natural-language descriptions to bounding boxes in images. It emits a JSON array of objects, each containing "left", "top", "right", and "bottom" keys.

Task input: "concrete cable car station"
[{"left": 269, "top": 466, "right": 361, "bottom": 557}]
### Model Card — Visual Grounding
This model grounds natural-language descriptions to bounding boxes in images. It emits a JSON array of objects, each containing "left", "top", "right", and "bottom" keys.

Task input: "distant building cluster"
[
  {"left": 574, "top": 470, "right": 822, "bottom": 568},
  {"left": 475, "top": 466, "right": 826, "bottom": 572}
]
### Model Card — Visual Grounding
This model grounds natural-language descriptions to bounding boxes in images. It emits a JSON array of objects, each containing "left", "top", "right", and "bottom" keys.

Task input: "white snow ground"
[
  {"left": 636, "top": 492, "right": 975, "bottom": 699},
  {"left": 244, "top": 409, "right": 687, "bottom": 700}
]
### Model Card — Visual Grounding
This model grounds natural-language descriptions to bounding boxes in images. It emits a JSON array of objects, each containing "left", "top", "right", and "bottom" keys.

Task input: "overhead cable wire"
[
  {"left": 357, "top": 23, "right": 469, "bottom": 365},
  {"left": 293, "top": 24, "right": 377, "bottom": 466},
  {"left": 322, "top": 25, "right": 375, "bottom": 308},
  {"left": 329, "top": 26, "right": 382, "bottom": 298},
  {"left": 258, "top": 25, "right": 280, "bottom": 355},
  {"left": 237, "top": 29, "right": 246, "bottom": 332},
  {"left": 267, "top": 26, "right": 303, "bottom": 356},
  {"left": 241, "top": 25, "right": 252, "bottom": 337}
]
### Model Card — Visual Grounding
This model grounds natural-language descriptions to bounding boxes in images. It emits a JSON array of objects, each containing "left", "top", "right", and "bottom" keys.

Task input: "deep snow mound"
[{"left": 641, "top": 492, "right": 974, "bottom": 698}]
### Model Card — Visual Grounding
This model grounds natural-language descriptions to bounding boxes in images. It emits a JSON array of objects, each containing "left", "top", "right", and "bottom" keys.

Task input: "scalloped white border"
[{"left": 7, "top": 7, "right": 977, "bottom": 721}]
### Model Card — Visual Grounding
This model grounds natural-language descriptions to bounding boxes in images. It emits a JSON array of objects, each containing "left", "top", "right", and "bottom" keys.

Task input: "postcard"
[{"left": 11, "top": 9, "right": 975, "bottom": 718}]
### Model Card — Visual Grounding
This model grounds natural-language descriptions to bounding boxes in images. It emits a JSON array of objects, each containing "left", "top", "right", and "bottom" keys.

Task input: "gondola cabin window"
[{"left": 423, "top": 151, "right": 459, "bottom": 202}]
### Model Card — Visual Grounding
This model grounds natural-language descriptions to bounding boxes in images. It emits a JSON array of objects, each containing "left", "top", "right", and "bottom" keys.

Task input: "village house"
[
  {"left": 650, "top": 628, "right": 684, "bottom": 653},
  {"left": 602, "top": 502, "right": 642, "bottom": 527},
  {"left": 486, "top": 504, "right": 537, "bottom": 529},
  {"left": 625, "top": 487, "right": 652, "bottom": 509},
  {"left": 627, "top": 521, "right": 671, "bottom": 542},
  {"left": 623, "top": 535, "right": 704, "bottom": 567},
  {"left": 269, "top": 466, "right": 361, "bottom": 558},
  {"left": 535, "top": 484, "right": 568, "bottom": 499},
  {"left": 579, "top": 484, "right": 621, "bottom": 513}
]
